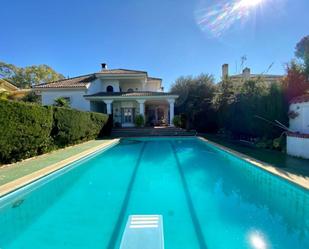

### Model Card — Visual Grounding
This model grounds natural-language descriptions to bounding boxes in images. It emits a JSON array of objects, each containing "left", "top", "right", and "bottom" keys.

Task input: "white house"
[
  {"left": 287, "top": 94, "right": 309, "bottom": 159},
  {"left": 34, "top": 64, "right": 178, "bottom": 127}
]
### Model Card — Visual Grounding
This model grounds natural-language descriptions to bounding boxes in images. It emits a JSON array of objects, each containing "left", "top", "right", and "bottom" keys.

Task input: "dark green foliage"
[
  {"left": 54, "top": 97, "right": 70, "bottom": 108},
  {"left": 134, "top": 114, "right": 144, "bottom": 128},
  {"left": 172, "top": 115, "right": 182, "bottom": 127},
  {"left": 0, "top": 100, "right": 108, "bottom": 164},
  {"left": 21, "top": 91, "right": 41, "bottom": 103},
  {"left": 214, "top": 80, "right": 288, "bottom": 139},
  {"left": 52, "top": 108, "right": 108, "bottom": 146},
  {"left": 0, "top": 100, "right": 53, "bottom": 163},
  {"left": 171, "top": 74, "right": 217, "bottom": 132}
]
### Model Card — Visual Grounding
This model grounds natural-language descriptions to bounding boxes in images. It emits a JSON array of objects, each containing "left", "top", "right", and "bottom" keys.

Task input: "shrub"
[
  {"left": 173, "top": 115, "right": 182, "bottom": 127},
  {"left": 52, "top": 107, "right": 108, "bottom": 147},
  {"left": 21, "top": 91, "right": 41, "bottom": 103},
  {"left": 54, "top": 97, "right": 70, "bottom": 108},
  {"left": 0, "top": 100, "right": 109, "bottom": 164},
  {"left": 0, "top": 100, "right": 53, "bottom": 163},
  {"left": 134, "top": 114, "right": 144, "bottom": 127}
]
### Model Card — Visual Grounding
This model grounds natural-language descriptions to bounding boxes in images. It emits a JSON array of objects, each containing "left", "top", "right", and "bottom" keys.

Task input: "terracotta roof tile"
[
  {"left": 34, "top": 75, "right": 95, "bottom": 89},
  {"left": 84, "top": 91, "right": 175, "bottom": 97},
  {"left": 97, "top": 69, "right": 147, "bottom": 74},
  {"left": 34, "top": 69, "right": 160, "bottom": 89}
]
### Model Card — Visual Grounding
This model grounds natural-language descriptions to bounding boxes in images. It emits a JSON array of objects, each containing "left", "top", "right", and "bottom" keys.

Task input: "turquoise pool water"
[{"left": 0, "top": 137, "right": 308, "bottom": 249}]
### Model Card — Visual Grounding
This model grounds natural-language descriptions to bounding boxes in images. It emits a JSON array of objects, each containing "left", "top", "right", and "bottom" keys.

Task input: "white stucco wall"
[
  {"left": 287, "top": 136, "right": 309, "bottom": 159},
  {"left": 289, "top": 102, "right": 309, "bottom": 134},
  {"left": 87, "top": 79, "right": 120, "bottom": 94},
  {"left": 41, "top": 90, "right": 90, "bottom": 111},
  {"left": 144, "top": 82, "right": 161, "bottom": 92},
  {"left": 121, "top": 82, "right": 142, "bottom": 92}
]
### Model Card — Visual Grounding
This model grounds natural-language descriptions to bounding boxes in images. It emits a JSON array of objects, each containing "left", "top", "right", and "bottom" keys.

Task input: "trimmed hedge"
[
  {"left": 52, "top": 107, "right": 108, "bottom": 146},
  {"left": 0, "top": 100, "right": 109, "bottom": 164}
]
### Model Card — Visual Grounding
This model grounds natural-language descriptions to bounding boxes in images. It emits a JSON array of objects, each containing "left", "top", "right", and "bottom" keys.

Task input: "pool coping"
[
  {"left": 0, "top": 139, "right": 120, "bottom": 198},
  {"left": 198, "top": 136, "right": 309, "bottom": 191}
]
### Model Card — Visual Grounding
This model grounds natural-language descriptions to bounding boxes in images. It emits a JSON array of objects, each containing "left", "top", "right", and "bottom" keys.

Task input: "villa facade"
[{"left": 34, "top": 64, "right": 178, "bottom": 127}]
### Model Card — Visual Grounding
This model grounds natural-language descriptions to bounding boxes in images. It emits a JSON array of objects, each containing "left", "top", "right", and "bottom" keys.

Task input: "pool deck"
[
  {"left": 199, "top": 136, "right": 309, "bottom": 191},
  {"left": 0, "top": 139, "right": 119, "bottom": 197}
]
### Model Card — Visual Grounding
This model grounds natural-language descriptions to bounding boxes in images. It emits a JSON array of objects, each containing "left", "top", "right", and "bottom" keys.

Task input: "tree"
[
  {"left": 212, "top": 78, "right": 237, "bottom": 129},
  {"left": 0, "top": 61, "right": 64, "bottom": 88},
  {"left": 295, "top": 35, "right": 309, "bottom": 77},
  {"left": 282, "top": 61, "right": 309, "bottom": 102},
  {"left": 171, "top": 74, "right": 217, "bottom": 131}
]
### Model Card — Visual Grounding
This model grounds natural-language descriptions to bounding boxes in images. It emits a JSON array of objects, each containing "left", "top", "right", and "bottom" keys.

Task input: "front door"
[{"left": 121, "top": 108, "right": 135, "bottom": 127}]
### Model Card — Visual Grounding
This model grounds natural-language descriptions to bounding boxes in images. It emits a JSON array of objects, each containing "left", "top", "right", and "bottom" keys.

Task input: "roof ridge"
[
  {"left": 36, "top": 73, "right": 95, "bottom": 86},
  {"left": 147, "top": 76, "right": 162, "bottom": 80},
  {"left": 114, "top": 68, "right": 147, "bottom": 73}
]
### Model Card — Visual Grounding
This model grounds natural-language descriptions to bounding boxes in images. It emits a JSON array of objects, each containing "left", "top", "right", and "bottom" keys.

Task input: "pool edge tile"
[
  {"left": 0, "top": 139, "right": 120, "bottom": 197},
  {"left": 197, "top": 136, "right": 309, "bottom": 191}
]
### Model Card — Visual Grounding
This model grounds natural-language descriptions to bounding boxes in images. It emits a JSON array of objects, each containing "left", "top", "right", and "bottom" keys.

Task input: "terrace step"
[{"left": 111, "top": 127, "right": 196, "bottom": 137}]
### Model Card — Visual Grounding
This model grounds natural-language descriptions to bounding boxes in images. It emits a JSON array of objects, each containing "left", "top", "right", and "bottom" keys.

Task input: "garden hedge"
[
  {"left": 0, "top": 100, "right": 109, "bottom": 164},
  {"left": 52, "top": 107, "right": 108, "bottom": 146}
]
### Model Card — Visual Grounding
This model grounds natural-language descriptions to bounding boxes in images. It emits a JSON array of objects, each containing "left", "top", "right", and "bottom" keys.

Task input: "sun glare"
[
  {"left": 195, "top": 0, "right": 267, "bottom": 37},
  {"left": 248, "top": 231, "right": 268, "bottom": 249},
  {"left": 239, "top": 0, "right": 264, "bottom": 8}
]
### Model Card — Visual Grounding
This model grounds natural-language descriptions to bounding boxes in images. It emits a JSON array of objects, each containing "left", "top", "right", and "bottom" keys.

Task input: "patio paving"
[{"left": 0, "top": 139, "right": 114, "bottom": 186}]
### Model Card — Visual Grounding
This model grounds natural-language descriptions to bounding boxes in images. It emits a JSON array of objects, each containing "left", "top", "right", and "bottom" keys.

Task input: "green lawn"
[
  {"left": 203, "top": 134, "right": 309, "bottom": 178},
  {"left": 0, "top": 139, "right": 113, "bottom": 186}
]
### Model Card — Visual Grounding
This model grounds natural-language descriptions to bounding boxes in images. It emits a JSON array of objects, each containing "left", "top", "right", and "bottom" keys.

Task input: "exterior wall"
[
  {"left": 287, "top": 136, "right": 309, "bottom": 159},
  {"left": 41, "top": 90, "right": 90, "bottom": 111},
  {"left": 144, "top": 82, "right": 161, "bottom": 92},
  {"left": 289, "top": 102, "right": 309, "bottom": 134},
  {"left": 87, "top": 79, "right": 120, "bottom": 94},
  {"left": 121, "top": 82, "right": 143, "bottom": 92}
]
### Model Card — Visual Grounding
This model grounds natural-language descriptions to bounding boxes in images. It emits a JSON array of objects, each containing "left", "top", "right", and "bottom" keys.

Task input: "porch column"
[
  {"left": 168, "top": 98, "right": 175, "bottom": 126},
  {"left": 103, "top": 100, "right": 113, "bottom": 114},
  {"left": 137, "top": 99, "right": 146, "bottom": 117}
]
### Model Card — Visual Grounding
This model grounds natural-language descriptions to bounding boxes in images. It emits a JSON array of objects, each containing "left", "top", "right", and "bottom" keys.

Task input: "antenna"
[
  {"left": 261, "top": 62, "right": 274, "bottom": 75},
  {"left": 240, "top": 55, "right": 247, "bottom": 72}
]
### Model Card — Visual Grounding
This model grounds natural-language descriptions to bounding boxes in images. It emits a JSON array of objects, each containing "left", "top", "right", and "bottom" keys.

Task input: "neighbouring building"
[
  {"left": 34, "top": 64, "right": 178, "bottom": 127},
  {"left": 287, "top": 93, "right": 309, "bottom": 159},
  {"left": 0, "top": 79, "right": 31, "bottom": 99},
  {"left": 220, "top": 64, "right": 283, "bottom": 84}
]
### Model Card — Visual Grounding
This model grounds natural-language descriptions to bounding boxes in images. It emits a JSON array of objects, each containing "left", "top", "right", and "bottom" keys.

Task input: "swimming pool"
[{"left": 0, "top": 137, "right": 308, "bottom": 249}]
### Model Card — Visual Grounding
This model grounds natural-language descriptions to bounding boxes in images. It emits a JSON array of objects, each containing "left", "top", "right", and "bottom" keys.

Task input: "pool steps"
[{"left": 120, "top": 215, "right": 164, "bottom": 249}]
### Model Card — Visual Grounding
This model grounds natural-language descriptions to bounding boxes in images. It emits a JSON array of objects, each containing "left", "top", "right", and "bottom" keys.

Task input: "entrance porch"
[{"left": 87, "top": 95, "right": 177, "bottom": 128}]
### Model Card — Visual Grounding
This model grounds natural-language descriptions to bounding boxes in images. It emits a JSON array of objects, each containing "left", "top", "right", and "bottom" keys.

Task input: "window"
[
  {"left": 127, "top": 88, "right": 133, "bottom": 93},
  {"left": 106, "top": 85, "right": 114, "bottom": 92}
]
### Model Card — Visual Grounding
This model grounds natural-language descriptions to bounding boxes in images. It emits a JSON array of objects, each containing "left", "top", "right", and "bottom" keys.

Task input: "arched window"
[
  {"left": 106, "top": 85, "right": 114, "bottom": 92},
  {"left": 127, "top": 88, "right": 133, "bottom": 93}
]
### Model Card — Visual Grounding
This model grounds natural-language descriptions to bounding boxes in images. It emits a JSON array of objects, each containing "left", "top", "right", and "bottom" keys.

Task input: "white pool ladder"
[{"left": 119, "top": 215, "right": 164, "bottom": 249}]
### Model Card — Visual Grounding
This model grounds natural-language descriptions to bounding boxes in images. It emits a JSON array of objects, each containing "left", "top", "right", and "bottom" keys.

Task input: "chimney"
[
  {"left": 101, "top": 63, "right": 107, "bottom": 70},
  {"left": 242, "top": 67, "right": 250, "bottom": 79},
  {"left": 222, "top": 64, "right": 228, "bottom": 79}
]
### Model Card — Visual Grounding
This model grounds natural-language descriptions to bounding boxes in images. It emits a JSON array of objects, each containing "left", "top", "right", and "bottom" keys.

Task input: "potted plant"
[{"left": 135, "top": 114, "right": 145, "bottom": 127}]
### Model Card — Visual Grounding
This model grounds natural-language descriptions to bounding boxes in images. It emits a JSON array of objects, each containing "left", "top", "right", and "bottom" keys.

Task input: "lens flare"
[
  {"left": 248, "top": 231, "right": 268, "bottom": 249},
  {"left": 195, "top": 0, "right": 266, "bottom": 37}
]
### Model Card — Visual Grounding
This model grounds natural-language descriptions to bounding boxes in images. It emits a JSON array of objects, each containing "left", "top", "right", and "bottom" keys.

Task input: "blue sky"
[{"left": 1, "top": 0, "right": 308, "bottom": 89}]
